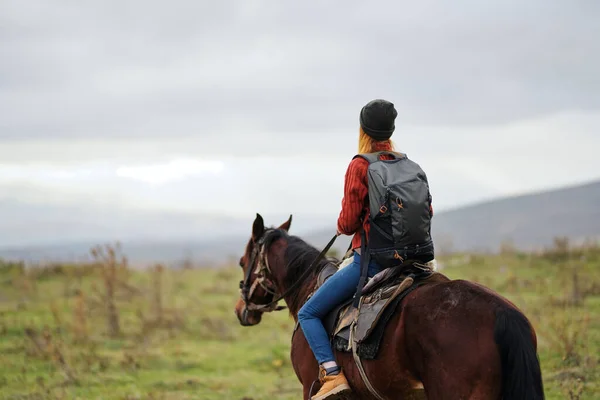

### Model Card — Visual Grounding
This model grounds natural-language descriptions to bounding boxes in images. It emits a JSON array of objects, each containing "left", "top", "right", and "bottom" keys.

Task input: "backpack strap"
[
  {"left": 352, "top": 151, "right": 406, "bottom": 164},
  {"left": 352, "top": 227, "right": 370, "bottom": 309}
]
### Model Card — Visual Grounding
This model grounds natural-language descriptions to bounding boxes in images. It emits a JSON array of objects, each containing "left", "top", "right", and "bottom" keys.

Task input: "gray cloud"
[{"left": 1, "top": 0, "right": 599, "bottom": 141}]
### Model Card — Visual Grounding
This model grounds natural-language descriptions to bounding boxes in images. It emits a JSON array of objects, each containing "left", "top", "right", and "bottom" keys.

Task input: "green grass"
[{"left": 0, "top": 244, "right": 599, "bottom": 400}]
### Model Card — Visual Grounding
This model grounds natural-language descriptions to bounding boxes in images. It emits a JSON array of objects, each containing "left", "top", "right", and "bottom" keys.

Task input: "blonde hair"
[{"left": 358, "top": 127, "right": 395, "bottom": 154}]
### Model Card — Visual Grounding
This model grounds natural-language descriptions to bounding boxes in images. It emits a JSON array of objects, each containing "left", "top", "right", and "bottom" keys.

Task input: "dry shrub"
[
  {"left": 2, "top": 261, "right": 39, "bottom": 301},
  {"left": 204, "top": 281, "right": 234, "bottom": 295},
  {"left": 546, "top": 311, "right": 593, "bottom": 368},
  {"left": 499, "top": 239, "right": 517, "bottom": 255},
  {"left": 549, "top": 265, "right": 599, "bottom": 308},
  {"left": 29, "top": 263, "right": 68, "bottom": 280},
  {"left": 215, "top": 267, "right": 237, "bottom": 282},
  {"left": 583, "top": 281, "right": 600, "bottom": 297},
  {"left": 152, "top": 264, "right": 164, "bottom": 322},
  {"left": 136, "top": 307, "right": 186, "bottom": 341},
  {"left": 79, "top": 341, "right": 110, "bottom": 373},
  {"left": 468, "top": 254, "right": 487, "bottom": 267},
  {"left": 534, "top": 306, "right": 595, "bottom": 400},
  {"left": 197, "top": 316, "right": 234, "bottom": 341},
  {"left": 89, "top": 242, "right": 138, "bottom": 338},
  {"left": 72, "top": 289, "right": 88, "bottom": 342},
  {"left": 49, "top": 301, "right": 64, "bottom": 334},
  {"left": 562, "top": 377, "right": 585, "bottom": 400},
  {"left": 24, "top": 326, "right": 77, "bottom": 384},
  {"left": 130, "top": 265, "right": 188, "bottom": 341},
  {"left": 0, "top": 259, "right": 25, "bottom": 275},
  {"left": 120, "top": 352, "right": 141, "bottom": 372},
  {"left": 60, "top": 264, "right": 94, "bottom": 299},
  {"left": 543, "top": 237, "right": 600, "bottom": 264},
  {"left": 0, "top": 312, "right": 7, "bottom": 336},
  {"left": 179, "top": 255, "right": 194, "bottom": 270}
]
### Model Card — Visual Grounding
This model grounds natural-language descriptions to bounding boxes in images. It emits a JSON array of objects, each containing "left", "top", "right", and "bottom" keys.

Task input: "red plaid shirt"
[{"left": 336, "top": 142, "right": 433, "bottom": 250}]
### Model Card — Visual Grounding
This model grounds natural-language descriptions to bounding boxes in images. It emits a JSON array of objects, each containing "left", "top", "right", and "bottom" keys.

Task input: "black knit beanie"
[{"left": 359, "top": 99, "right": 398, "bottom": 140}]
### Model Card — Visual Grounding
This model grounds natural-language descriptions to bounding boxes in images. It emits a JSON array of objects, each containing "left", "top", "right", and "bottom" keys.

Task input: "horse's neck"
[{"left": 269, "top": 248, "right": 318, "bottom": 319}]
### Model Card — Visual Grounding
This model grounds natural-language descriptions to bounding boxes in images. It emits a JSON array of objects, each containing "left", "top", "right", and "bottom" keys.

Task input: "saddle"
[{"left": 296, "top": 258, "right": 450, "bottom": 360}]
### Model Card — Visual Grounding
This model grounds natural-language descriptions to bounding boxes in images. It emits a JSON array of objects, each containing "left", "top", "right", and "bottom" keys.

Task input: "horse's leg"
[
  {"left": 291, "top": 329, "right": 321, "bottom": 400},
  {"left": 303, "top": 385, "right": 314, "bottom": 400}
]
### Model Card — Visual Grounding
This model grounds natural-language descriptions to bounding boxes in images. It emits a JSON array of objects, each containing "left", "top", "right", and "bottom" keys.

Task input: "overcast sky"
[{"left": 1, "top": 0, "right": 599, "bottom": 237}]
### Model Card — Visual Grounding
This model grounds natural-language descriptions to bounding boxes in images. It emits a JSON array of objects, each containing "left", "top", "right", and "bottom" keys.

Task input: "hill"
[
  {"left": 430, "top": 178, "right": 600, "bottom": 253},
  {"left": 1, "top": 179, "right": 599, "bottom": 265}
]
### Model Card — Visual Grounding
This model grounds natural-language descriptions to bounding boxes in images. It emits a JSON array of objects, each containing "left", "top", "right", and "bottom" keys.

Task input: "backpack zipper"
[{"left": 396, "top": 197, "right": 404, "bottom": 210}]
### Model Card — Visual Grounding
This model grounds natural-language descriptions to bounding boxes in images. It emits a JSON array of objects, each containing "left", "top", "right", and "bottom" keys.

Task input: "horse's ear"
[
  {"left": 252, "top": 213, "right": 265, "bottom": 241},
  {"left": 278, "top": 214, "right": 292, "bottom": 232}
]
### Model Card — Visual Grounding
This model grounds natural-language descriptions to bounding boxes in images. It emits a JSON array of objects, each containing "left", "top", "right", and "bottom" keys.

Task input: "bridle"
[
  {"left": 239, "top": 229, "right": 287, "bottom": 313},
  {"left": 238, "top": 229, "right": 340, "bottom": 314}
]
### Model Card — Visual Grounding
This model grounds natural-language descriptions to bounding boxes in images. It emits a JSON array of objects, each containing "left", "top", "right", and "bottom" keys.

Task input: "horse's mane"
[
  {"left": 264, "top": 229, "right": 337, "bottom": 313},
  {"left": 284, "top": 236, "right": 334, "bottom": 285}
]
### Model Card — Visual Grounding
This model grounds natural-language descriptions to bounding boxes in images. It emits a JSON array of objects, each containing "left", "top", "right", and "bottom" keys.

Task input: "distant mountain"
[
  {"left": 0, "top": 199, "right": 330, "bottom": 266},
  {"left": 1, "top": 179, "right": 599, "bottom": 266},
  {"left": 0, "top": 200, "right": 248, "bottom": 248},
  {"left": 429, "top": 179, "right": 600, "bottom": 253},
  {"left": 0, "top": 200, "right": 251, "bottom": 266},
  {"left": 0, "top": 237, "right": 249, "bottom": 268}
]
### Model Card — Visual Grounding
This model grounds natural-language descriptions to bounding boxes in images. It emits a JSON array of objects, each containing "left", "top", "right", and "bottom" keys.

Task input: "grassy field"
[{"left": 0, "top": 241, "right": 598, "bottom": 400}]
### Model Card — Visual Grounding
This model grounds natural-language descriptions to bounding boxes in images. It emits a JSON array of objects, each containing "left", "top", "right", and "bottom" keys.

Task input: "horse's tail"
[{"left": 494, "top": 307, "right": 544, "bottom": 399}]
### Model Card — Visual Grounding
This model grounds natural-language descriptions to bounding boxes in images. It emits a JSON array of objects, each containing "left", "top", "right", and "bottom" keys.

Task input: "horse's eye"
[{"left": 239, "top": 258, "right": 244, "bottom": 268}]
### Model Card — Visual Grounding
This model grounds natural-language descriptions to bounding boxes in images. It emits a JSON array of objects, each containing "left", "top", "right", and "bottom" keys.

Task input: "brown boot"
[{"left": 311, "top": 366, "right": 351, "bottom": 400}]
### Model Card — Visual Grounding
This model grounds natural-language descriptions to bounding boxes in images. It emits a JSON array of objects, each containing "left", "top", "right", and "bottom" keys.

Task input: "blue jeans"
[{"left": 297, "top": 252, "right": 384, "bottom": 364}]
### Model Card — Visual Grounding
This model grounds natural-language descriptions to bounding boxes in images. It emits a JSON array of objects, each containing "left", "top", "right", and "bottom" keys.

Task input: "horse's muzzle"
[{"left": 236, "top": 305, "right": 262, "bottom": 326}]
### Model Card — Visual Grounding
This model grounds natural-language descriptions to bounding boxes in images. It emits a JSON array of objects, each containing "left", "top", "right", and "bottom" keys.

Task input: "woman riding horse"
[
  {"left": 235, "top": 100, "right": 544, "bottom": 400},
  {"left": 297, "top": 99, "right": 434, "bottom": 400}
]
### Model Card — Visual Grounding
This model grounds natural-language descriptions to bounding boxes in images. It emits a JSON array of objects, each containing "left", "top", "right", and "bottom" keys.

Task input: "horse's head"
[{"left": 235, "top": 213, "right": 292, "bottom": 326}]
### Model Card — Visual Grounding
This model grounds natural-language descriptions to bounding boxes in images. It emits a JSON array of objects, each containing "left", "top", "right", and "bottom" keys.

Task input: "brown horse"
[{"left": 234, "top": 214, "right": 544, "bottom": 400}]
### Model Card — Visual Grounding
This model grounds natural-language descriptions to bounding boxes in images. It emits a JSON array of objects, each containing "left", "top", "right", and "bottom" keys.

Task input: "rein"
[{"left": 239, "top": 230, "right": 339, "bottom": 313}]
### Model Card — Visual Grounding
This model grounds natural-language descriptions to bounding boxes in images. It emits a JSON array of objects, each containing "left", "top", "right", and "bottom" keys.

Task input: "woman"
[{"left": 297, "top": 99, "right": 402, "bottom": 400}]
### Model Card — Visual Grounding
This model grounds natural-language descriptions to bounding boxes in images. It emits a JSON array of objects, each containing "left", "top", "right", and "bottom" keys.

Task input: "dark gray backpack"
[{"left": 355, "top": 151, "right": 434, "bottom": 268}]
